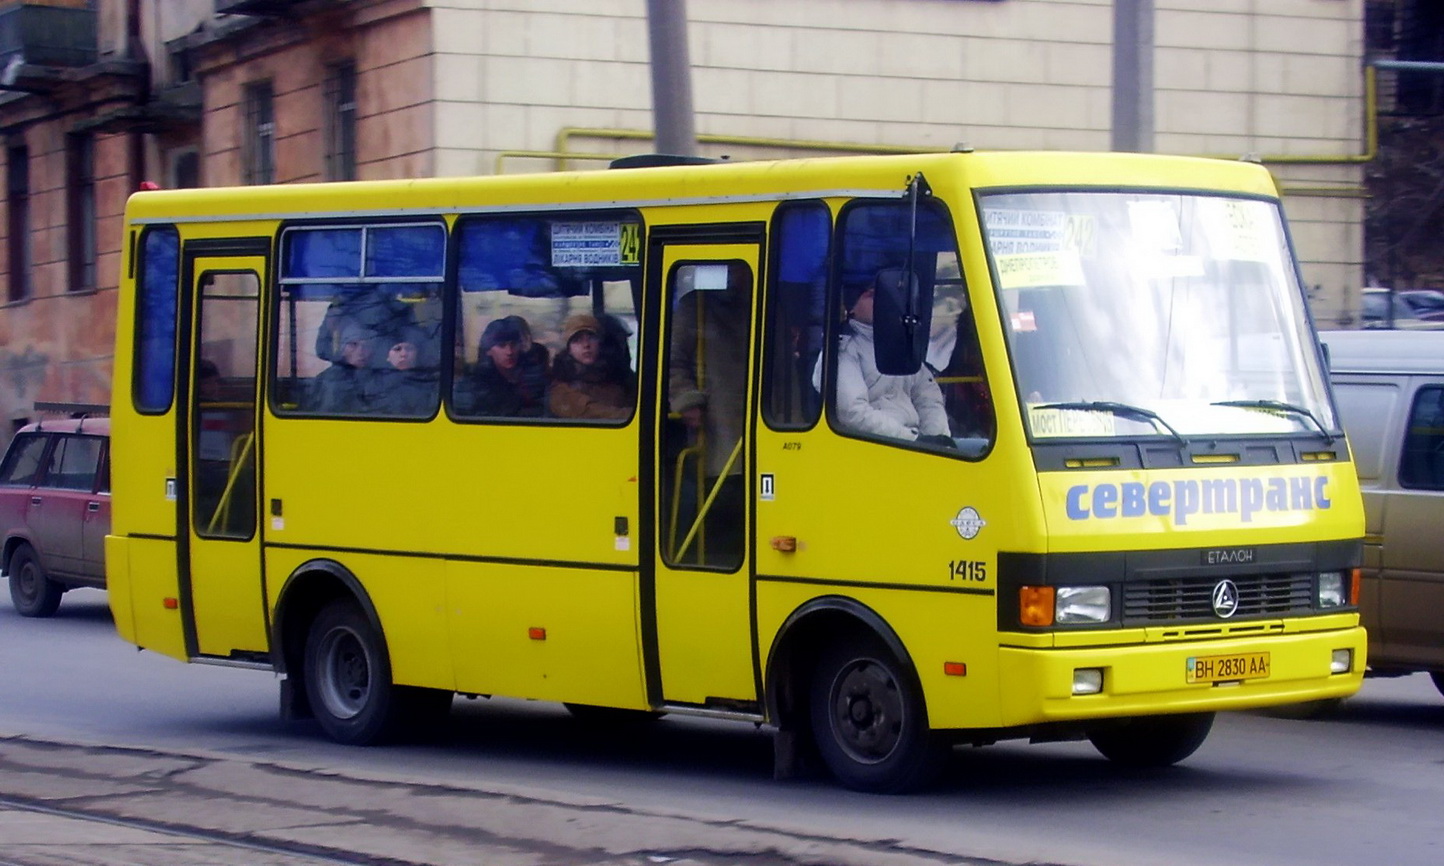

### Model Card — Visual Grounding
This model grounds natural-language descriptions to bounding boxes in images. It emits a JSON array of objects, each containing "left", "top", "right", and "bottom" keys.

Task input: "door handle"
[
  {"left": 87, "top": 502, "right": 100, "bottom": 512},
  {"left": 30, "top": 496, "right": 41, "bottom": 506}
]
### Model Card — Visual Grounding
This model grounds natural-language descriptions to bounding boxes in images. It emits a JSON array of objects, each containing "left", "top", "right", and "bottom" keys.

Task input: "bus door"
[
  {"left": 650, "top": 235, "right": 763, "bottom": 708},
  {"left": 178, "top": 244, "right": 269, "bottom": 660}
]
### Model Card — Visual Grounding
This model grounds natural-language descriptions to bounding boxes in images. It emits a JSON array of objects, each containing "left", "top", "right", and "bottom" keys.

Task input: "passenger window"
[
  {"left": 764, "top": 202, "right": 829, "bottom": 429},
  {"left": 0, "top": 434, "right": 48, "bottom": 486},
  {"left": 43, "top": 435, "right": 102, "bottom": 491},
  {"left": 273, "top": 222, "right": 444, "bottom": 418},
  {"left": 133, "top": 227, "right": 180, "bottom": 413},
  {"left": 451, "top": 213, "right": 642, "bottom": 423},
  {"left": 1400, "top": 385, "right": 1444, "bottom": 491},
  {"left": 825, "top": 200, "right": 994, "bottom": 457}
]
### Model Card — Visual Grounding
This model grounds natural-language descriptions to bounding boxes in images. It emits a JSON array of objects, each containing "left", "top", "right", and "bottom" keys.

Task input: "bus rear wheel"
[
  {"left": 809, "top": 637, "right": 943, "bottom": 794},
  {"left": 304, "top": 599, "right": 411, "bottom": 745},
  {"left": 1087, "top": 712, "right": 1215, "bottom": 767},
  {"left": 9, "top": 545, "right": 63, "bottom": 618}
]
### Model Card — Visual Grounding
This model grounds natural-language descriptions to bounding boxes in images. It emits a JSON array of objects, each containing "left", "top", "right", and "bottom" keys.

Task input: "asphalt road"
[{"left": 2, "top": 587, "right": 1442, "bottom": 866}]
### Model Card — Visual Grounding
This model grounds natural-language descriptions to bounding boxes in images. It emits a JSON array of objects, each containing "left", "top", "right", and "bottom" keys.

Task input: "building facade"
[{"left": 0, "top": 0, "right": 1376, "bottom": 444}]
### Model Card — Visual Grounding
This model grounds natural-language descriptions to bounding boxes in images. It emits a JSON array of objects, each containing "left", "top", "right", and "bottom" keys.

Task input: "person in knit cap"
[
  {"left": 503, "top": 314, "right": 550, "bottom": 409},
  {"left": 549, "top": 313, "right": 634, "bottom": 420},
  {"left": 369, "top": 326, "right": 439, "bottom": 416},
  {"left": 816, "top": 269, "right": 951, "bottom": 447},
  {"left": 305, "top": 320, "right": 377, "bottom": 414}
]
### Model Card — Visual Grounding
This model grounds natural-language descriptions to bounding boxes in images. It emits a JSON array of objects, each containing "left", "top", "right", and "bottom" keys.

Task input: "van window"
[
  {"left": 1331, "top": 381, "right": 1400, "bottom": 484},
  {"left": 1400, "top": 385, "right": 1444, "bottom": 490}
]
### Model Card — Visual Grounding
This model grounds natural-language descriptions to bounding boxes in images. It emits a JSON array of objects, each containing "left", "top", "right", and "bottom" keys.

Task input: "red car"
[{"left": 0, "top": 417, "right": 110, "bottom": 617}]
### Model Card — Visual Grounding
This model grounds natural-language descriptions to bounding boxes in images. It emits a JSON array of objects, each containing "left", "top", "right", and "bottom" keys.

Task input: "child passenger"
[{"left": 548, "top": 314, "right": 634, "bottom": 420}]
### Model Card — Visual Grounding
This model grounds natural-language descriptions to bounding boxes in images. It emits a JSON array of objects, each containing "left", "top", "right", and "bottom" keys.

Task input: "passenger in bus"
[
  {"left": 305, "top": 321, "right": 378, "bottom": 414},
  {"left": 819, "top": 273, "right": 952, "bottom": 447},
  {"left": 462, "top": 317, "right": 546, "bottom": 417},
  {"left": 502, "top": 314, "right": 550, "bottom": 409},
  {"left": 549, "top": 314, "right": 633, "bottom": 420},
  {"left": 370, "top": 328, "right": 438, "bottom": 416}
]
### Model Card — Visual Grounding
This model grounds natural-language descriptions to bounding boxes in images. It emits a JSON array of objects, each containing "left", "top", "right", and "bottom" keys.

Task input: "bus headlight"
[
  {"left": 1318, "top": 571, "right": 1347, "bottom": 608},
  {"left": 1056, "top": 586, "right": 1111, "bottom": 624}
]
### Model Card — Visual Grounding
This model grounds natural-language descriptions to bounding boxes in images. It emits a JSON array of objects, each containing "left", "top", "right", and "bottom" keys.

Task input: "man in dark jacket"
[{"left": 458, "top": 317, "right": 545, "bottom": 417}]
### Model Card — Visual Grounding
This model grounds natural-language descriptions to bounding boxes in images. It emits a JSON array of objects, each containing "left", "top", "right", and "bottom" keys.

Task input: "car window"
[
  {"left": 1400, "top": 385, "right": 1444, "bottom": 491},
  {"left": 0, "top": 434, "right": 48, "bottom": 486},
  {"left": 1331, "top": 381, "right": 1399, "bottom": 484},
  {"left": 40, "top": 435, "right": 103, "bottom": 492}
]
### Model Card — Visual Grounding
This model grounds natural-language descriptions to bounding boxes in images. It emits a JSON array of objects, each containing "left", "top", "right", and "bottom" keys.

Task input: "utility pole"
[
  {"left": 1111, "top": 0, "right": 1154, "bottom": 152},
  {"left": 646, "top": 0, "right": 697, "bottom": 156}
]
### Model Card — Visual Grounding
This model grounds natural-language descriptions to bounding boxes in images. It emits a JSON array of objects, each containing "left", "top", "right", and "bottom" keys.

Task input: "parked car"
[
  {"left": 0, "top": 416, "right": 110, "bottom": 617},
  {"left": 1398, "top": 289, "right": 1444, "bottom": 322},
  {"left": 1360, "top": 288, "right": 1444, "bottom": 330},
  {"left": 1321, "top": 330, "right": 1444, "bottom": 698}
]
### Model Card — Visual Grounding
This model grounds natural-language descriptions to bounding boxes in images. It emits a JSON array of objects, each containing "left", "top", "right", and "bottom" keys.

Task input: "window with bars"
[
  {"left": 324, "top": 61, "right": 358, "bottom": 181},
  {"left": 67, "top": 134, "right": 96, "bottom": 292},
  {"left": 243, "top": 81, "right": 276, "bottom": 185},
  {"left": 6, "top": 143, "right": 30, "bottom": 303}
]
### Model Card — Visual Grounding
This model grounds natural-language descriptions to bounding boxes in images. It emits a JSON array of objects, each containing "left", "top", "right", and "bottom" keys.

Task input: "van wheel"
[
  {"left": 1088, "top": 712, "right": 1215, "bottom": 767},
  {"left": 809, "top": 637, "right": 943, "bottom": 793},
  {"left": 8, "top": 545, "right": 62, "bottom": 618},
  {"left": 304, "top": 599, "right": 408, "bottom": 745}
]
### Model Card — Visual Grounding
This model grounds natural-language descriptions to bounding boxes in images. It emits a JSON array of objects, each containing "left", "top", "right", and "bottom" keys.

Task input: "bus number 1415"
[{"left": 949, "top": 560, "right": 987, "bottom": 582}]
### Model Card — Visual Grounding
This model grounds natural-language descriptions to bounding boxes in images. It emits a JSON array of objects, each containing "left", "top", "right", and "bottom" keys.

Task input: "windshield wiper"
[
  {"left": 1211, "top": 400, "right": 1336, "bottom": 443},
  {"left": 1036, "top": 401, "right": 1189, "bottom": 447}
]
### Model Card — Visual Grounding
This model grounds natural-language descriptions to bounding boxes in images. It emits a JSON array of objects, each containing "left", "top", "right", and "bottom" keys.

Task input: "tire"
[
  {"left": 303, "top": 599, "right": 411, "bottom": 745},
  {"left": 1430, "top": 671, "right": 1444, "bottom": 700},
  {"left": 1088, "top": 712, "right": 1215, "bottom": 768},
  {"left": 8, "top": 544, "right": 63, "bottom": 618},
  {"left": 809, "top": 637, "right": 944, "bottom": 794}
]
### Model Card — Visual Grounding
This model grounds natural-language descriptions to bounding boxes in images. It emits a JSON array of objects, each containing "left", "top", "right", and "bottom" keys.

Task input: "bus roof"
[{"left": 124, "top": 151, "right": 1280, "bottom": 225}]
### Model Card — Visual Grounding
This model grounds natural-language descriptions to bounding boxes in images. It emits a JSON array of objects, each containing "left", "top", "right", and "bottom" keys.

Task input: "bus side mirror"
[{"left": 873, "top": 267, "right": 933, "bottom": 375}]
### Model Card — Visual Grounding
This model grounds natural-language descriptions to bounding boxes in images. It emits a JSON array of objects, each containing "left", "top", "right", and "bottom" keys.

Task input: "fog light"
[
  {"left": 1331, "top": 648, "right": 1353, "bottom": 674},
  {"left": 1072, "top": 668, "right": 1104, "bottom": 695},
  {"left": 1318, "top": 572, "right": 1347, "bottom": 608}
]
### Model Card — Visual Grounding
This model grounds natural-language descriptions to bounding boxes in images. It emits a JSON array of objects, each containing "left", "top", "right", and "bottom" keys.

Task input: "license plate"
[{"left": 1186, "top": 652, "right": 1271, "bottom": 684}]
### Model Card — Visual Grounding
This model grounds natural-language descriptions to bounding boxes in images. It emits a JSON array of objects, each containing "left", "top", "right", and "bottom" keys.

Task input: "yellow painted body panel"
[
  {"left": 107, "top": 536, "right": 187, "bottom": 661},
  {"left": 445, "top": 560, "right": 647, "bottom": 707}
]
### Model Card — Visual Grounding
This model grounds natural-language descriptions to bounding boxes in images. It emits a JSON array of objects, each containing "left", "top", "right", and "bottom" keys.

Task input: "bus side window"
[{"left": 764, "top": 202, "right": 829, "bottom": 429}]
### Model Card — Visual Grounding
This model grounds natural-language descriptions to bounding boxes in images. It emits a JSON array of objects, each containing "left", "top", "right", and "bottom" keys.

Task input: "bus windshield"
[{"left": 980, "top": 190, "right": 1335, "bottom": 441}]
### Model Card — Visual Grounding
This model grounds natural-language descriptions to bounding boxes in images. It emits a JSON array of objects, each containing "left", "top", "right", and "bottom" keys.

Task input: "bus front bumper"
[{"left": 994, "top": 624, "right": 1366, "bottom": 726}]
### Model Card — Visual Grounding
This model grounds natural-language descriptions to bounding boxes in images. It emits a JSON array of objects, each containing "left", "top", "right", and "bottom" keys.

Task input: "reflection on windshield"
[{"left": 980, "top": 191, "right": 1335, "bottom": 439}]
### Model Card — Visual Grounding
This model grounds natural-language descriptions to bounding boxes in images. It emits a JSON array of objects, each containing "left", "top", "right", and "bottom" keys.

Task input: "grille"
[{"left": 1122, "top": 573, "right": 1314, "bottom": 623}]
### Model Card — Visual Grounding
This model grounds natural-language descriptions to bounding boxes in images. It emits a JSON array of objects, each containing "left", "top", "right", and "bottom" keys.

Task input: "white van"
[{"left": 1321, "top": 330, "right": 1444, "bottom": 698}]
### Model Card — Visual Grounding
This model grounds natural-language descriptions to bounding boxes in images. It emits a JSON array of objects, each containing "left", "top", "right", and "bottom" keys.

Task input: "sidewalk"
[{"left": 0, "top": 735, "right": 981, "bottom": 866}]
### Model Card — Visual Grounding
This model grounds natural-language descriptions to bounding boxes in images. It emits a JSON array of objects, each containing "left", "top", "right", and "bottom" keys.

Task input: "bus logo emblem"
[
  {"left": 1212, "top": 580, "right": 1240, "bottom": 618},
  {"left": 950, "top": 506, "right": 986, "bottom": 540}
]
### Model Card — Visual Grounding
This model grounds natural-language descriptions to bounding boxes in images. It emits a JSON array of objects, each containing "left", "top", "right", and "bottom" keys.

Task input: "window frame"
[{"left": 242, "top": 80, "right": 276, "bottom": 186}]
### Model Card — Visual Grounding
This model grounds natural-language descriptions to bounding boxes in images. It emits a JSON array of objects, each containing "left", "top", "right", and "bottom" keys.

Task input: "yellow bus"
[{"left": 107, "top": 151, "right": 1366, "bottom": 793}]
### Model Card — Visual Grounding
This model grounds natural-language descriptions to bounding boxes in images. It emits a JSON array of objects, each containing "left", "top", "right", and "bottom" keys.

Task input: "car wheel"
[
  {"left": 8, "top": 544, "right": 63, "bottom": 618},
  {"left": 809, "top": 636, "right": 944, "bottom": 793},
  {"left": 1088, "top": 712, "right": 1215, "bottom": 767},
  {"left": 303, "top": 599, "right": 409, "bottom": 745}
]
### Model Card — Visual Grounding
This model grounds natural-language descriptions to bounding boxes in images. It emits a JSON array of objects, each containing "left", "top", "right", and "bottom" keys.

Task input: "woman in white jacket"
[{"left": 816, "top": 276, "right": 951, "bottom": 444}]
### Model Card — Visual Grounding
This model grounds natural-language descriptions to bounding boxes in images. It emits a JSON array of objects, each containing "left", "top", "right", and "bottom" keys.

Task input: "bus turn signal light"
[
  {"left": 163, "top": 597, "right": 179, "bottom": 610},
  {"left": 943, "top": 662, "right": 967, "bottom": 677},
  {"left": 1020, "top": 586, "right": 1055, "bottom": 627},
  {"left": 1350, "top": 568, "right": 1361, "bottom": 606},
  {"left": 528, "top": 627, "right": 546, "bottom": 641}
]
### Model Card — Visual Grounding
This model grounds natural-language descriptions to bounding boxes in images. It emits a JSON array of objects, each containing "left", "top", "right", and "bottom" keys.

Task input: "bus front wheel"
[
  {"left": 1087, "top": 712, "right": 1215, "bottom": 767},
  {"left": 9, "top": 544, "right": 63, "bottom": 618},
  {"left": 303, "top": 599, "right": 407, "bottom": 745},
  {"left": 809, "top": 637, "right": 944, "bottom": 794}
]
